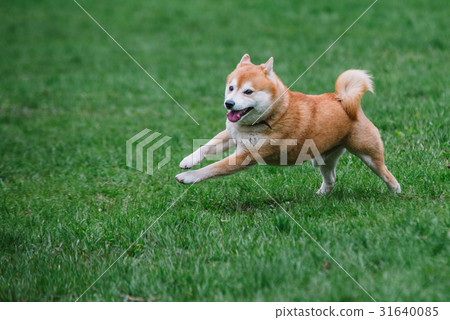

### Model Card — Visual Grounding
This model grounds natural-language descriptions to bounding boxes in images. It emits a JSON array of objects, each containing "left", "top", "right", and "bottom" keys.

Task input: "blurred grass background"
[{"left": 0, "top": 0, "right": 448, "bottom": 301}]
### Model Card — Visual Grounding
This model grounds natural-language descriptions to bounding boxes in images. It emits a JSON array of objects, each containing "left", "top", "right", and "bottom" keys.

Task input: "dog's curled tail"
[{"left": 335, "top": 69, "right": 374, "bottom": 120}]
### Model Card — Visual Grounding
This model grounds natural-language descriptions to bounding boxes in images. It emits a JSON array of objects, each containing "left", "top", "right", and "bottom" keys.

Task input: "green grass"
[{"left": 0, "top": 0, "right": 448, "bottom": 301}]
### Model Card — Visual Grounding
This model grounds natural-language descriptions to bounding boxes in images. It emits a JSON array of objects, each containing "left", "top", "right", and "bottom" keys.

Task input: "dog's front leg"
[
  {"left": 175, "top": 151, "right": 254, "bottom": 184},
  {"left": 179, "top": 130, "right": 235, "bottom": 169}
]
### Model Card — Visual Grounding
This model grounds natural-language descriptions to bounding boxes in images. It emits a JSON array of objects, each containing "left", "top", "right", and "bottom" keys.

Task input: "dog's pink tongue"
[{"left": 227, "top": 110, "right": 243, "bottom": 122}]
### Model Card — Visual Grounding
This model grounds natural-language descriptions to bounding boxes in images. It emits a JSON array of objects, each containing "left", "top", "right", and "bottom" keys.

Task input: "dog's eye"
[
  {"left": 243, "top": 89, "right": 254, "bottom": 95},
  {"left": 229, "top": 86, "right": 234, "bottom": 91}
]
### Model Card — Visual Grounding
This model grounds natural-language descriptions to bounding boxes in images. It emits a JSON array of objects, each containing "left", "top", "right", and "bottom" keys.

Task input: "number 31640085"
[{"left": 380, "top": 306, "right": 438, "bottom": 317}]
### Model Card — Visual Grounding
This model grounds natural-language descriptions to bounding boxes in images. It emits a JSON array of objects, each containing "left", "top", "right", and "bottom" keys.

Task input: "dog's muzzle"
[{"left": 225, "top": 100, "right": 235, "bottom": 110}]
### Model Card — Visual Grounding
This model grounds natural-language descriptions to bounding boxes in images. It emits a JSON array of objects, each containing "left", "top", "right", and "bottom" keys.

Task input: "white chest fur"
[{"left": 226, "top": 121, "right": 269, "bottom": 151}]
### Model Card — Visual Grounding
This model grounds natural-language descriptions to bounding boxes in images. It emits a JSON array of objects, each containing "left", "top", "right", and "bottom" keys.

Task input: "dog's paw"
[
  {"left": 175, "top": 171, "right": 200, "bottom": 184},
  {"left": 316, "top": 184, "right": 333, "bottom": 195},
  {"left": 389, "top": 183, "right": 401, "bottom": 194},
  {"left": 179, "top": 152, "right": 202, "bottom": 170}
]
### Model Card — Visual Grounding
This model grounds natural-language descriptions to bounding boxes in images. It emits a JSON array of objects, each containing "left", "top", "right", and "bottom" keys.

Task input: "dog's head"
[{"left": 224, "top": 54, "right": 283, "bottom": 125}]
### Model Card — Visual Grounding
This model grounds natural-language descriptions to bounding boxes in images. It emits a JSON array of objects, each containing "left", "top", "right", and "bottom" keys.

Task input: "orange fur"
[{"left": 335, "top": 70, "right": 374, "bottom": 120}]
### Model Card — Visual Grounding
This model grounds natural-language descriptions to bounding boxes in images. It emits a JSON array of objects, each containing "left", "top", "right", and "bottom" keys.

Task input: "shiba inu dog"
[{"left": 175, "top": 54, "right": 401, "bottom": 194}]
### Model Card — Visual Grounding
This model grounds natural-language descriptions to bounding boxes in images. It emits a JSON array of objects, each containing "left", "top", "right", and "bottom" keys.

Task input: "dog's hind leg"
[
  {"left": 345, "top": 119, "right": 401, "bottom": 193},
  {"left": 351, "top": 151, "right": 401, "bottom": 193},
  {"left": 313, "top": 146, "right": 346, "bottom": 195},
  {"left": 179, "top": 130, "right": 235, "bottom": 169}
]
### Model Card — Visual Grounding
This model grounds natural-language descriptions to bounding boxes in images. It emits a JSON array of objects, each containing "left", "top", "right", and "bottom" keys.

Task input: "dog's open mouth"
[{"left": 227, "top": 107, "right": 254, "bottom": 122}]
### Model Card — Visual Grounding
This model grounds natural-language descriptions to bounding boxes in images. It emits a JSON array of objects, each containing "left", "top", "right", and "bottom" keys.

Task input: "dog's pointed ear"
[
  {"left": 238, "top": 53, "right": 251, "bottom": 67},
  {"left": 263, "top": 57, "right": 274, "bottom": 75}
]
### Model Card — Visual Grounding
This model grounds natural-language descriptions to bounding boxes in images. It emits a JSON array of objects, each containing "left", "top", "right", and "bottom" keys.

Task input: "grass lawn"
[{"left": 0, "top": 0, "right": 448, "bottom": 301}]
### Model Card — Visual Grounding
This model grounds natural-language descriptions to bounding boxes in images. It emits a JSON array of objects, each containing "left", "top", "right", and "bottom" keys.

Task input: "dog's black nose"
[{"left": 225, "top": 100, "right": 235, "bottom": 110}]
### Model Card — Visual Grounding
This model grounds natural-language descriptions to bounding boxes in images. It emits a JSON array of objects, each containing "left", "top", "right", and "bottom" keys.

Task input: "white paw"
[
  {"left": 175, "top": 171, "right": 200, "bottom": 184},
  {"left": 389, "top": 183, "right": 401, "bottom": 194},
  {"left": 179, "top": 152, "right": 202, "bottom": 169},
  {"left": 316, "top": 184, "right": 333, "bottom": 195}
]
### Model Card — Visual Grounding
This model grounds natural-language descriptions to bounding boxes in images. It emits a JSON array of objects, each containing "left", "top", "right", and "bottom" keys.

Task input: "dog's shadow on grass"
[{"left": 191, "top": 183, "right": 394, "bottom": 218}]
